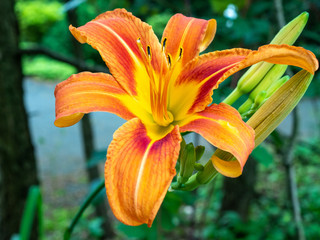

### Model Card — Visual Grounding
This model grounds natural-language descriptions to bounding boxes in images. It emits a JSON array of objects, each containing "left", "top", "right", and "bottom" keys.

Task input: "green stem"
[
  {"left": 222, "top": 88, "right": 243, "bottom": 105},
  {"left": 173, "top": 149, "right": 233, "bottom": 191},
  {"left": 180, "top": 162, "right": 219, "bottom": 191},
  {"left": 64, "top": 179, "right": 105, "bottom": 240}
]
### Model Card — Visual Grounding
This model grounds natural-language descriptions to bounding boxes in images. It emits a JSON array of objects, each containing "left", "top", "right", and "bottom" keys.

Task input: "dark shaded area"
[{"left": 0, "top": 0, "right": 39, "bottom": 238}]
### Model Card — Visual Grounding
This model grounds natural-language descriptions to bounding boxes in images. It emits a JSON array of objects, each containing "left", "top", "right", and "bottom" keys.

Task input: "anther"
[
  {"left": 162, "top": 38, "right": 167, "bottom": 52},
  {"left": 178, "top": 47, "right": 183, "bottom": 60},
  {"left": 167, "top": 54, "right": 171, "bottom": 67},
  {"left": 147, "top": 45, "right": 151, "bottom": 59}
]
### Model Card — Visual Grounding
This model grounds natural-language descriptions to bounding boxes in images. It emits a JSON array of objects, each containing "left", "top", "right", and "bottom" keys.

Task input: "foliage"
[
  {"left": 23, "top": 56, "right": 76, "bottom": 81},
  {"left": 15, "top": 0, "right": 64, "bottom": 42},
  {"left": 146, "top": 12, "right": 172, "bottom": 38}
]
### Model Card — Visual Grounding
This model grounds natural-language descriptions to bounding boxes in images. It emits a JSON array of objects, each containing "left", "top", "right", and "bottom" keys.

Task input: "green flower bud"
[
  {"left": 178, "top": 143, "right": 196, "bottom": 184},
  {"left": 238, "top": 64, "right": 286, "bottom": 114},
  {"left": 238, "top": 98, "right": 253, "bottom": 115},
  {"left": 247, "top": 70, "right": 313, "bottom": 146},
  {"left": 177, "top": 138, "right": 186, "bottom": 163},
  {"left": 239, "top": 74, "right": 290, "bottom": 118},
  {"left": 194, "top": 163, "right": 204, "bottom": 171},
  {"left": 195, "top": 145, "right": 205, "bottom": 162},
  {"left": 265, "top": 75, "right": 290, "bottom": 99},
  {"left": 232, "top": 12, "right": 309, "bottom": 101},
  {"left": 271, "top": 12, "right": 309, "bottom": 45},
  {"left": 249, "top": 64, "right": 288, "bottom": 100},
  {"left": 254, "top": 90, "right": 267, "bottom": 107},
  {"left": 240, "top": 91, "right": 267, "bottom": 119}
]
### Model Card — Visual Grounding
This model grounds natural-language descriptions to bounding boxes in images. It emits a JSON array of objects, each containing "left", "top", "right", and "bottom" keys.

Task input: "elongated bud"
[
  {"left": 209, "top": 70, "right": 313, "bottom": 179},
  {"left": 177, "top": 138, "right": 186, "bottom": 163},
  {"left": 194, "top": 163, "right": 204, "bottom": 171},
  {"left": 240, "top": 91, "right": 267, "bottom": 119},
  {"left": 249, "top": 64, "right": 288, "bottom": 100},
  {"left": 239, "top": 65, "right": 288, "bottom": 117},
  {"left": 265, "top": 75, "right": 290, "bottom": 98},
  {"left": 238, "top": 98, "right": 253, "bottom": 115},
  {"left": 234, "top": 12, "right": 309, "bottom": 97},
  {"left": 195, "top": 145, "right": 205, "bottom": 162},
  {"left": 254, "top": 91, "right": 267, "bottom": 106},
  {"left": 178, "top": 143, "right": 196, "bottom": 184},
  {"left": 259, "top": 75, "right": 290, "bottom": 107},
  {"left": 248, "top": 70, "right": 313, "bottom": 146},
  {"left": 271, "top": 12, "right": 309, "bottom": 45}
]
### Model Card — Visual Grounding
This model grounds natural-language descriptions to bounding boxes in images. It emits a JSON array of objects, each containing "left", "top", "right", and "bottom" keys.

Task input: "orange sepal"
[
  {"left": 105, "top": 118, "right": 181, "bottom": 226},
  {"left": 54, "top": 72, "right": 135, "bottom": 127},
  {"left": 179, "top": 103, "right": 255, "bottom": 176}
]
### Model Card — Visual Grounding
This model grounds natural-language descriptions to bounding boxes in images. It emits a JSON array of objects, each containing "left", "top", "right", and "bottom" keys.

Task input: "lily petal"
[
  {"left": 162, "top": 14, "right": 216, "bottom": 66},
  {"left": 169, "top": 44, "right": 318, "bottom": 120},
  {"left": 179, "top": 103, "right": 255, "bottom": 177},
  {"left": 54, "top": 72, "right": 136, "bottom": 127},
  {"left": 105, "top": 118, "right": 181, "bottom": 226},
  {"left": 70, "top": 8, "right": 167, "bottom": 111}
]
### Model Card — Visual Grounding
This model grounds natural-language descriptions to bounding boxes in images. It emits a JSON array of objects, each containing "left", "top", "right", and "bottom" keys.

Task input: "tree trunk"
[
  {"left": 0, "top": 0, "right": 39, "bottom": 239},
  {"left": 219, "top": 156, "right": 257, "bottom": 221}
]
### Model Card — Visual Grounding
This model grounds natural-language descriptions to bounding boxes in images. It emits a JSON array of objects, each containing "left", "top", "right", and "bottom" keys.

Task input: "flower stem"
[
  {"left": 222, "top": 88, "right": 243, "bottom": 105},
  {"left": 176, "top": 149, "right": 233, "bottom": 191},
  {"left": 64, "top": 179, "right": 105, "bottom": 240}
]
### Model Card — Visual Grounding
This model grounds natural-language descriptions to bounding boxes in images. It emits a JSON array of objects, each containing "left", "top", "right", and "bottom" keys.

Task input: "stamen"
[
  {"left": 178, "top": 47, "right": 183, "bottom": 60},
  {"left": 147, "top": 45, "right": 151, "bottom": 59},
  {"left": 162, "top": 38, "right": 167, "bottom": 52},
  {"left": 136, "top": 38, "right": 174, "bottom": 127},
  {"left": 136, "top": 38, "right": 157, "bottom": 110},
  {"left": 167, "top": 54, "right": 172, "bottom": 68}
]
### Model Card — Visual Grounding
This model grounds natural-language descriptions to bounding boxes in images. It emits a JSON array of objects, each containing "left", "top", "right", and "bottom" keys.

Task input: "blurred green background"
[{"left": 4, "top": 0, "right": 320, "bottom": 239}]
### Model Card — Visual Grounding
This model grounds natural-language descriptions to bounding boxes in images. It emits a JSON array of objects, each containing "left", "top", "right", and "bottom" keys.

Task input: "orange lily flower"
[{"left": 54, "top": 9, "right": 317, "bottom": 226}]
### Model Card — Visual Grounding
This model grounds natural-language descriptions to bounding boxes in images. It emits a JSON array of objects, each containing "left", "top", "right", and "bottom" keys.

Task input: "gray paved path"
[{"left": 24, "top": 78, "right": 125, "bottom": 178}]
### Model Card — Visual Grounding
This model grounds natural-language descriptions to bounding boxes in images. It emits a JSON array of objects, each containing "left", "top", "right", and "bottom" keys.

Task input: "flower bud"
[
  {"left": 195, "top": 145, "right": 205, "bottom": 162},
  {"left": 249, "top": 64, "right": 288, "bottom": 100},
  {"left": 247, "top": 70, "right": 313, "bottom": 146},
  {"left": 271, "top": 12, "right": 309, "bottom": 45},
  {"left": 239, "top": 64, "right": 288, "bottom": 117},
  {"left": 240, "top": 91, "right": 267, "bottom": 119},
  {"left": 265, "top": 75, "right": 290, "bottom": 99},
  {"left": 207, "top": 70, "right": 313, "bottom": 180},
  {"left": 235, "top": 12, "right": 309, "bottom": 96},
  {"left": 178, "top": 142, "right": 196, "bottom": 184}
]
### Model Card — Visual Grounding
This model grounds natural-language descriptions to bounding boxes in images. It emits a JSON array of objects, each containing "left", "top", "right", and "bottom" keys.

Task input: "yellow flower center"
[{"left": 137, "top": 38, "right": 175, "bottom": 127}]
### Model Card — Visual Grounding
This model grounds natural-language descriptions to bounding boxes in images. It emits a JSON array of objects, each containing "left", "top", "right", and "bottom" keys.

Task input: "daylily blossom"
[{"left": 54, "top": 9, "right": 317, "bottom": 226}]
